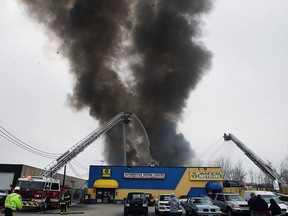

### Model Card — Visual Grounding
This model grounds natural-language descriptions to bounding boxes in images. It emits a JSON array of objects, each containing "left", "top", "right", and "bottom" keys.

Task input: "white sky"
[{"left": 1, "top": 0, "right": 288, "bottom": 180}]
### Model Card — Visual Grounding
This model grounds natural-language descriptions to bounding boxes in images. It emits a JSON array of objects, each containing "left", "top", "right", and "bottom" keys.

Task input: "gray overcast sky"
[{"left": 1, "top": 0, "right": 288, "bottom": 180}]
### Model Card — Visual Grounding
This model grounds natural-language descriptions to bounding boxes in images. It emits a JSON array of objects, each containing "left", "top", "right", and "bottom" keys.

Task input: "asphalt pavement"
[{"left": 1, "top": 203, "right": 158, "bottom": 216}]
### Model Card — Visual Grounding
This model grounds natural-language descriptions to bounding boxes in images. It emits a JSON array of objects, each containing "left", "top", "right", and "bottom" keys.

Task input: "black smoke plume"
[{"left": 20, "top": 0, "right": 212, "bottom": 166}]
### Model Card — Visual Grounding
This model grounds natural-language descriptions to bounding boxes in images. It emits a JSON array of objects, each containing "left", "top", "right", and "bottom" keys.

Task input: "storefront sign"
[
  {"left": 190, "top": 172, "right": 222, "bottom": 181},
  {"left": 102, "top": 168, "right": 111, "bottom": 178},
  {"left": 123, "top": 172, "right": 165, "bottom": 179}
]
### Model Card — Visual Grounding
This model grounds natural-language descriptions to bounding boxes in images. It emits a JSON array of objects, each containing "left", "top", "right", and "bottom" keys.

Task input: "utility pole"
[
  {"left": 62, "top": 165, "right": 66, "bottom": 190},
  {"left": 123, "top": 123, "right": 127, "bottom": 166}
]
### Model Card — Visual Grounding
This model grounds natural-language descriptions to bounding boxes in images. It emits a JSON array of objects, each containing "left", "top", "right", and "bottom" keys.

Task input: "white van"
[{"left": 244, "top": 191, "right": 288, "bottom": 215}]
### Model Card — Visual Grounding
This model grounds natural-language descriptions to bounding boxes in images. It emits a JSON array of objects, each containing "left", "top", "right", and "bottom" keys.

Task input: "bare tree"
[
  {"left": 256, "top": 170, "right": 265, "bottom": 185},
  {"left": 278, "top": 157, "right": 288, "bottom": 184},
  {"left": 248, "top": 168, "right": 258, "bottom": 185},
  {"left": 213, "top": 156, "right": 233, "bottom": 180},
  {"left": 192, "top": 158, "right": 204, "bottom": 167},
  {"left": 231, "top": 160, "right": 247, "bottom": 182}
]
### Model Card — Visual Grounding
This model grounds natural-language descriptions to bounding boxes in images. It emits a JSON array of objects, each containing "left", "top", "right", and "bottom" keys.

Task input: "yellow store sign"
[
  {"left": 190, "top": 171, "right": 222, "bottom": 181},
  {"left": 102, "top": 168, "right": 111, "bottom": 178}
]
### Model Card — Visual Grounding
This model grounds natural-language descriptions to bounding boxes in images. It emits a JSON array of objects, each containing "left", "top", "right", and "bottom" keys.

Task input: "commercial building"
[{"left": 87, "top": 165, "right": 223, "bottom": 203}]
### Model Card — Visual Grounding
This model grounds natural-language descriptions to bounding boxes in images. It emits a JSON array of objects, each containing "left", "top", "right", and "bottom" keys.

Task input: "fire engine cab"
[{"left": 17, "top": 176, "right": 60, "bottom": 209}]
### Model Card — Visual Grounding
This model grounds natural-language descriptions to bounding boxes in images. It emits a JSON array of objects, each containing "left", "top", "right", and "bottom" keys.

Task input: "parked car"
[
  {"left": 199, "top": 195, "right": 213, "bottom": 202},
  {"left": 213, "top": 193, "right": 249, "bottom": 216},
  {"left": 178, "top": 195, "right": 189, "bottom": 206},
  {"left": 185, "top": 197, "right": 222, "bottom": 216},
  {"left": 124, "top": 192, "right": 148, "bottom": 216},
  {"left": 278, "top": 194, "right": 288, "bottom": 206},
  {"left": 155, "top": 194, "right": 182, "bottom": 215},
  {"left": 223, "top": 180, "right": 245, "bottom": 187},
  {"left": 145, "top": 193, "right": 155, "bottom": 206}
]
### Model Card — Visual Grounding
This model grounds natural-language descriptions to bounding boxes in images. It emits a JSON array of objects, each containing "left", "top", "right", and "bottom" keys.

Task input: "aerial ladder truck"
[
  {"left": 223, "top": 133, "right": 286, "bottom": 191},
  {"left": 17, "top": 111, "right": 133, "bottom": 209}
]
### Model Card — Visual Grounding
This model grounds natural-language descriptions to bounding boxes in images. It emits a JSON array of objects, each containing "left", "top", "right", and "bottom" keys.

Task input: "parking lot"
[{"left": 1, "top": 203, "right": 160, "bottom": 216}]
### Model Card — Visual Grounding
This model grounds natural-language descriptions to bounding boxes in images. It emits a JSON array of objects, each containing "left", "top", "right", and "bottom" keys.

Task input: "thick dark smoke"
[{"left": 20, "top": 0, "right": 212, "bottom": 166}]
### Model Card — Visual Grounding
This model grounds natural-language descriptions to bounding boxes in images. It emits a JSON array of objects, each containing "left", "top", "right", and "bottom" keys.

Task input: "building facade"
[{"left": 87, "top": 165, "right": 223, "bottom": 204}]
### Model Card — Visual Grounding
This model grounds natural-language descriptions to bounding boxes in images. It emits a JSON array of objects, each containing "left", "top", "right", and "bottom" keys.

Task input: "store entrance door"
[{"left": 96, "top": 188, "right": 115, "bottom": 203}]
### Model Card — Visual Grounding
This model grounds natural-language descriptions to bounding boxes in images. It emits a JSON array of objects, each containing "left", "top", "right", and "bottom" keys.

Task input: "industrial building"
[
  {"left": 0, "top": 164, "right": 86, "bottom": 193},
  {"left": 87, "top": 165, "right": 223, "bottom": 203}
]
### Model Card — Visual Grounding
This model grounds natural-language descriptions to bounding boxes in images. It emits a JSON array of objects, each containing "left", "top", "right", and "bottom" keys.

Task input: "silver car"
[
  {"left": 213, "top": 193, "right": 249, "bottom": 216},
  {"left": 185, "top": 197, "right": 222, "bottom": 216}
]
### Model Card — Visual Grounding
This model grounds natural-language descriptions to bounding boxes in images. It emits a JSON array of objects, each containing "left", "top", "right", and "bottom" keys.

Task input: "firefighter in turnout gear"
[
  {"left": 64, "top": 190, "right": 71, "bottom": 209},
  {"left": 4, "top": 186, "right": 23, "bottom": 216},
  {"left": 59, "top": 194, "right": 67, "bottom": 215}
]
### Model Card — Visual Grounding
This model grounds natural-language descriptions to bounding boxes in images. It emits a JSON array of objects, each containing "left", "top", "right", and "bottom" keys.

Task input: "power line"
[
  {"left": 0, "top": 133, "right": 57, "bottom": 159},
  {"left": 68, "top": 162, "right": 88, "bottom": 178},
  {"left": 72, "top": 159, "right": 89, "bottom": 171},
  {"left": 0, "top": 125, "right": 60, "bottom": 159}
]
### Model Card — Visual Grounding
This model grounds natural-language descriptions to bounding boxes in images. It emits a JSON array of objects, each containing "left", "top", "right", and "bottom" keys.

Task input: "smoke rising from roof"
[{"left": 20, "top": 0, "right": 212, "bottom": 166}]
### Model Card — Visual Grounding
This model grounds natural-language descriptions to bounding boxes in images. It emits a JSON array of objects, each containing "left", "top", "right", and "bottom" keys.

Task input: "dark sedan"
[{"left": 124, "top": 192, "right": 148, "bottom": 216}]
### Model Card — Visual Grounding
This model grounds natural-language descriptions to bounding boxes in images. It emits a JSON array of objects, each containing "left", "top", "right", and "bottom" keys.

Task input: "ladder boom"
[
  {"left": 42, "top": 111, "right": 132, "bottom": 177},
  {"left": 224, "top": 133, "right": 286, "bottom": 189}
]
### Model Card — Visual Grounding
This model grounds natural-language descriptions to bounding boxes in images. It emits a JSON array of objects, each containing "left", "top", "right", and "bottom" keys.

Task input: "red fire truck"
[
  {"left": 17, "top": 176, "right": 60, "bottom": 209},
  {"left": 16, "top": 111, "right": 132, "bottom": 209}
]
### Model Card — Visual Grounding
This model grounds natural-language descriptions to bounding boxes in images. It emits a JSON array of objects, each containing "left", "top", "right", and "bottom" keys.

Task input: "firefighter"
[
  {"left": 59, "top": 194, "right": 67, "bottom": 215},
  {"left": 64, "top": 190, "right": 71, "bottom": 209},
  {"left": 4, "top": 186, "right": 23, "bottom": 216}
]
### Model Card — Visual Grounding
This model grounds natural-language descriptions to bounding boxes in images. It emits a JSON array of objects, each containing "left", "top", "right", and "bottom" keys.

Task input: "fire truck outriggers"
[{"left": 16, "top": 111, "right": 133, "bottom": 209}]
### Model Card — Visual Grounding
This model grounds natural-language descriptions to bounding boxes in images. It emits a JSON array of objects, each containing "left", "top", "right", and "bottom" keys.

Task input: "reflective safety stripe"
[{"left": 22, "top": 201, "right": 39, "bottom": 207}]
